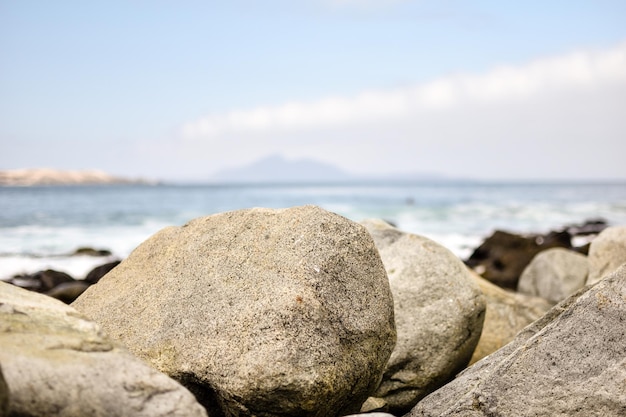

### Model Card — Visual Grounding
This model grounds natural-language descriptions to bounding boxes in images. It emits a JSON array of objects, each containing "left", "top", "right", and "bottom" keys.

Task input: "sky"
[{"left": 1, "top": 0, "right": 626, "bottom": 182}]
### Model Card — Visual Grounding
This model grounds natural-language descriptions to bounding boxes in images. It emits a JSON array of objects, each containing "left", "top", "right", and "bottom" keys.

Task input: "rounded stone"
[{"left": 73, "top": 205, "right": 396, "bottom": 417}]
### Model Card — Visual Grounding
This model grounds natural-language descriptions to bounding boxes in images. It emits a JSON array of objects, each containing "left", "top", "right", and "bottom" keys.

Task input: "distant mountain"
[
  {"left": 210, "top": 155, "right": 354, "bottom": 183},
  {"left": 0, "top": 169, "right": 153, "bottom": 186}
]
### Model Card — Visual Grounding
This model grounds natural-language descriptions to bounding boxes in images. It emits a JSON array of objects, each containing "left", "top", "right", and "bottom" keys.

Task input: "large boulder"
[
  {"left": 73, "top": 206, "right": 396, "bottom": 417},
  {"left": 586, "top": 225, "right": 626, "bottom": 284},
  {"left": 0, "top": 281, "right": 207, "bottom": 417},
  {"left": 468, "top": 270, "right": 553, "bottom": 364},
  {"left": 517, "top": 248, "right": 589, "bottom": 303},
  {"left": 360, "top": 219, "right": 485, "bottom": 415},
  {"left": 465, "top": 230, "right": 571, "bottom": 289},
  {"left": 407, "top": 264, "right": 626, "bottom": 417}
]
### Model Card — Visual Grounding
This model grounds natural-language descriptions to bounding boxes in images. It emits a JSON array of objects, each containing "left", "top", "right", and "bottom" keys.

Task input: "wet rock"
[
  {"left": 45, "top": 280, "right": 91, "bottom": 304},
  {"left": 586, "top": 225, "right": 626, "bottom": 285},
  {"left": 8, "top": 269, "right": 75, "bottom": 293},
  {"left": 0, "top": 281, "right": 208, "bottom": 417},
  {"left": 84, "top": 260, "right": 121, "bottom": 284},
  {"left": 407, "top": 264, "right": 626, "bottom": 417},
  {"left": 72, "top": 247, "right": 113, "bottom": 256},
  {"left": 517, "top": 248, "right": 589, "bottom": 303},
  {"left": 361, "top": 219, "right": 485, "bottom": 416},
  {"left": 465, "top": 230, "right": 571, "bottom": 289},
  {"left": 73, "top": 206, "right": 396, "bottom": 417},
  {"left": 468, "top": 270, "right": 553, "bottom": 365}
]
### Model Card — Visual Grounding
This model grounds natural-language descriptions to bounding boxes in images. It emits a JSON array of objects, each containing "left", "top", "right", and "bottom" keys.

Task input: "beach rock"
[
  {"left": 468, "top": 270, "right": 553, "bottom": 364},
  {"left": 0, "top": 365, "right": 8, "bottom": 417},
  {"left": 360, "top": 219, "right": 485, "bottom": 415},
  {"left": 517, "top": 248, "right": 589, "bottom": 303},
  {"left": 465, "top": 229, "right": 571, "bottom": 289},
  {"left": 586, "top": 225, "right": 626, "bottom": 285},
  {"left": 73, "top": 205, "right": 396, "bottom": 417},
  {"left": 7, "top": 269, "right": 75, "bottom": 293},
  {"left": 45, "top": 280, "right": 91, "bottom": 303},
  {"left": 72, "top": 247, "right": 113, "bottom": 257},
  {"left": 84, "top": 260, "right": 121, "bottom": 284},
  {"left": 0, "top": 281, "right": 208, "bottom": 417},
  {"left": 407, "top": 264, "right": 626, "bottom": 417}
]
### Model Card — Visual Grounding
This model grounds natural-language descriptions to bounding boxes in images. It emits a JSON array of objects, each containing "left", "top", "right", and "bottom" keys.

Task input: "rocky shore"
[{"left": 0, "top": 206, "right": 624, "bottom": 416}]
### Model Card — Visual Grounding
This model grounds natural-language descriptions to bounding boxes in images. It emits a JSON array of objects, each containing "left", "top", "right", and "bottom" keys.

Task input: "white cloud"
[{"left": 182, "top": 41, "right": 626, "bottom": 141}]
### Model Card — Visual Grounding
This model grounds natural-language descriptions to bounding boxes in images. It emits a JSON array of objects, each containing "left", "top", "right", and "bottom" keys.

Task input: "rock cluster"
[
  {"left": 5, "top": 259, "right": 120, "bottom": 304},
  {"left": 1, "top": 207, "right": 623, "bottom": 417},
  {"left": 465, "top": 219, "right": 606, "bottom": 289}
]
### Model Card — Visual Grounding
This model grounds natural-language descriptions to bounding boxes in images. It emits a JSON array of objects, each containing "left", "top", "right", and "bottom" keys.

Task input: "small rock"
[
  {"left": 361, "top": 219, "right": 485, "bottom": 415},
  {"left": 517, "top": 248, "right": 589, "bottom": 303},
  {"left": 72, "top": 247, "right": 113, "bottom": 256},
  {"left": 586, "top": 225, "right": 626, "bottom": 285},
  {"left": 8, "top": 269, "right": 75, "bottom": 293}
]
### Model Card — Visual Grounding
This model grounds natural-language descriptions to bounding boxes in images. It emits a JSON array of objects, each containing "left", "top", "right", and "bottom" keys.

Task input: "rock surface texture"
[
  {"left": 0, "top": 281, "right": 207, "bottom": 417},
  {"left": 360, "top": 219, "right": 485, "bottom": 415},
  {"left": 73, "top": 205, "right": 396, "bottom": 417},
  {"left": 468, "top": 270, "right": 553, "bottom": 364},
  {"left": 517, "top": 248, "right": 589, "bottom": 303},
  {"left": 586, "top": 225, "right": 626, "bottom": 284},
  {"left": 407, "top": 264, "right": 626, "bottom": 417}
]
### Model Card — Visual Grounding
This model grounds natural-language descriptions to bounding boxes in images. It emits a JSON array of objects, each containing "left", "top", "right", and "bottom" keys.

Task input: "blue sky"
[{"left": 1, "top": 0, "right": 626, "bottom": 181}]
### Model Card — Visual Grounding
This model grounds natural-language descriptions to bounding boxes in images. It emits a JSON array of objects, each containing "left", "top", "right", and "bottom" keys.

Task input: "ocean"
[{"left": 1, "top": 181, "right": 626, "bottom": 281}]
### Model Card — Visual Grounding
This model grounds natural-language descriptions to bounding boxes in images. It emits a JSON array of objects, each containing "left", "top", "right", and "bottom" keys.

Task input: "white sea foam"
[{"left": 1, "top": 183, "right": 624, "bottom": 280}]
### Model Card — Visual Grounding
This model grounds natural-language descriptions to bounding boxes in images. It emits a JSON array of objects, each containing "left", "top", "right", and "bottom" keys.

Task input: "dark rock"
[
  {"left": 564, "top": 218, "right": 608, "bottom": 236},
  {"left": 72, "top": 247, "right": 112, "bottom": 256},
  {"left": 84, "top": 261, "right": 121, "bottom": 284},
  {"left": 465, "top": 230, "right": 571, "bottom": 289},
  {"left": 45, "top": 281, "right": 91, "bottom": 304},
  {"left": 8, "top": 269, "right": 75, "bottom": 293}
]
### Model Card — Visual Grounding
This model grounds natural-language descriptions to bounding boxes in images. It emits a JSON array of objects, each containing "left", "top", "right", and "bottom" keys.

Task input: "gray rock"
[
  {"left": 587, "top": 225, "right": 626, "bottom": 284},
  {"left": 0, "top": 281, "right": 207, "bottom": 417},
  {"left": 468, "top": 270, "right": 553, "bottom": 364},
  {"left": 517, "top": 247, "right": 588, "bottom": 303},
  {"left": 0, "top": 364, "right": 8, "bottom": 417},
  {"left": 407, "top": 264, "right": 626, "bottom": 417},
  {"left": 73, "top": 206, "right": 396, "bottom": 417},
  {"left": 360, "top": 219, "right": 485, "bottom": 415},
  {"left": 344, "top": 414, "right": 396, "bottom": 417}
]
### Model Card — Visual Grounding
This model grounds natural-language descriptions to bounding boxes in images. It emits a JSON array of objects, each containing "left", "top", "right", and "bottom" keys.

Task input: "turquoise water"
[{"left": 1, "top": 182, "right": 625, "bottom": 279}]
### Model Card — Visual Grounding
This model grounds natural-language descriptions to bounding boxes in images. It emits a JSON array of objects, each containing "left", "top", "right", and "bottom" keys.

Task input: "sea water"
[{"left": 1, "top": 182, "right": 625, "bottom": 281}]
